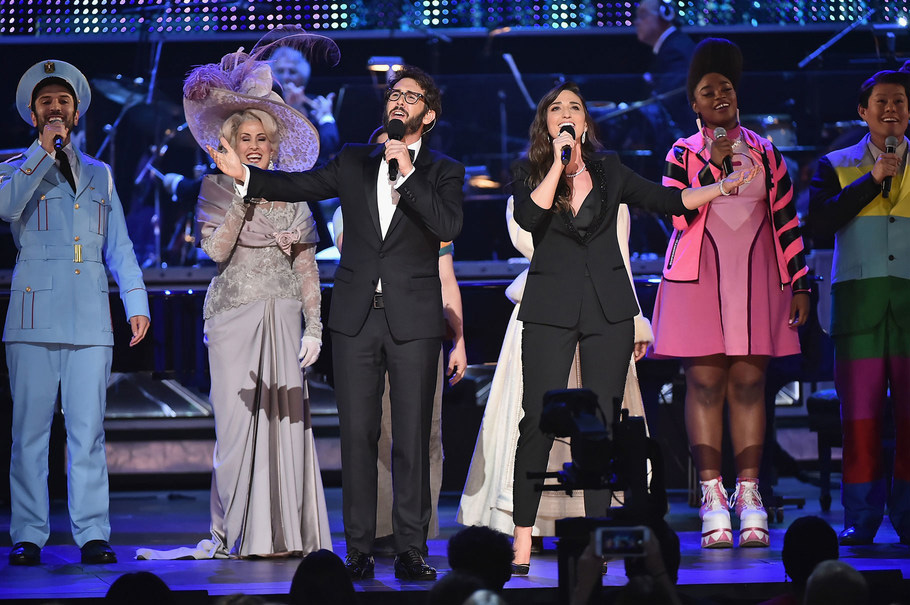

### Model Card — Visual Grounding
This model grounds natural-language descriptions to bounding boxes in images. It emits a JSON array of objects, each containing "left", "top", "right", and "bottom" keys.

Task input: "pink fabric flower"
[{"left": 273, "top": 229, "right": 301, "bottom": 255}]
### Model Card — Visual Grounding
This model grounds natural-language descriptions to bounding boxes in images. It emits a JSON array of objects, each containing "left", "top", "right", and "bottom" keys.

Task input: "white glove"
[
  {"left": 162, "top": 173, "right": 185, "bottom": 198},
  {"left": 298, "top": 335, "right": 322, "bottom": 368}
]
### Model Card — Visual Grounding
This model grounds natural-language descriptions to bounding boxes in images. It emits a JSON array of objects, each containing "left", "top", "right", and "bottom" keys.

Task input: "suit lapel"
[
  {"left": 853, "top": 135, "right": 872, "bottom": 169},
  {"left": 894, "top": 142, "right": 910, "bottom": 211},
  {"left": 41, "top": 149, "right": 96, "bottom": 197},
  {"left": 364, "top": 145, "right": 383, "bottom": 239},
  {"left": 41, "top": 158, "right": 71, "bottom": 195},
  {"left": 75, "top": 152, "right": 96, "bottom": 199}
]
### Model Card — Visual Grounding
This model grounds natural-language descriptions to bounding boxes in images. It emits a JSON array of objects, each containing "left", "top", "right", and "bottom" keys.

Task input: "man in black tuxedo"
[{"left": 209, "top": 66, "right": 464, "bottom": 581}]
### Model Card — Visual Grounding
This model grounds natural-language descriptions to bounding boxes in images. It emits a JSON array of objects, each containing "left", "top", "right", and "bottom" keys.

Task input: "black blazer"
[
  {"left": 512, "top": 152, "right": 685, "bottom": 328},
  {"left": 247, "top": 142, "right": 465, "bottom": 340}
]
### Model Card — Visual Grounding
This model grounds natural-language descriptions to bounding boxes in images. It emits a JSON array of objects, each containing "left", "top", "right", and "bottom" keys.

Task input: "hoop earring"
[{"left": 581, "top": 131, "right": 587, "bottom": 144}]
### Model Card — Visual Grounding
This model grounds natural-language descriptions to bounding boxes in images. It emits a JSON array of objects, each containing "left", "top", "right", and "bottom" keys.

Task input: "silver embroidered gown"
[{"left": 199, "top": 174, "right": 331, "bottom": 557}]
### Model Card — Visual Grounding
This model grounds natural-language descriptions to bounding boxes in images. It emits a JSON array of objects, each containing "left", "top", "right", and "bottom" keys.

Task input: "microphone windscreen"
[
  {"left": 560, "top": 124, "right": 576, "bottom": 139},
  {"left": 387, "top": 119, "right": 406, "bottom": 141},
  {"left": 713, "top": 127, "right": 727, "bottom": 139},
  {"left": 886, "top": 135, "right": 899, "bottom": 151}
]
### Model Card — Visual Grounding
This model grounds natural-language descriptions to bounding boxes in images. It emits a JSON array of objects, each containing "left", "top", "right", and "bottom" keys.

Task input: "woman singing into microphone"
[
  {"left": 509, "top": 81, "right": 757, "bottom": 573},
  {"left": 650, "top": 38, "right": 811, "bottom": 549}
]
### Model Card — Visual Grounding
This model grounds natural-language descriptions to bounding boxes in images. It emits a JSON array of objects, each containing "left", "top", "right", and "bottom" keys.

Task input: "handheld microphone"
[
  {"left": 386, "top": 119, "right": 406, "bottom": 180},
  {"left": 560, "top": 124, "right": 576, "bottom": 166},
  {"left": 713, "top": 127, "right": 734, "bottom": 175},
  {"left": 53, "top": 135, "right": 64, "bottom": 152},
  {"left": 883, "top": 135, "right": 898, "bottom": 198}
]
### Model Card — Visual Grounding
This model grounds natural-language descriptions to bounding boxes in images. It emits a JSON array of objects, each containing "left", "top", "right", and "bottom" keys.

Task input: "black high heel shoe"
[{"left": 511, "top": 562, "right": 530, "bottom": 576}]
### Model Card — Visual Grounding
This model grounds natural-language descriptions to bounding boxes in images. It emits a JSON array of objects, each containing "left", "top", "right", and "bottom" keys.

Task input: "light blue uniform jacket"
[{"left": 0, "top": 140, "right": 148, "bottom": 345}]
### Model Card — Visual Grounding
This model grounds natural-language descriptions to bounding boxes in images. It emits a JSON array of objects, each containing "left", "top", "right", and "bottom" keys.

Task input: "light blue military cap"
[{"left": 15, "top": 59, "right": 91, "bottom": 124}]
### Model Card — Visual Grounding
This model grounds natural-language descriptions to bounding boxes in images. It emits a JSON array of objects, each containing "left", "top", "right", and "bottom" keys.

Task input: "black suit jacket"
[
  {"left": 512, "top": 153, "right": 685, "bottom": 328},
  {"left": 247, "top": 142, "right": 465, "bottom": 340}
]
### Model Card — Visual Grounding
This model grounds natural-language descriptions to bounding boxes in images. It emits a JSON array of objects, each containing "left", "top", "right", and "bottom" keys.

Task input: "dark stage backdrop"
[{"left": 0, "top": 1, "right": 905, "bottom": 37}]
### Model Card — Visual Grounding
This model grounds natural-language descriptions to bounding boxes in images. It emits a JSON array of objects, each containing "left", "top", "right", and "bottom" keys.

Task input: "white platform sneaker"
[
  {"left": 699, "top": 476, "right": 733, "bottom": 548},
  {"left": 730, "top": 478, "right": 770, "bottom": 547}
]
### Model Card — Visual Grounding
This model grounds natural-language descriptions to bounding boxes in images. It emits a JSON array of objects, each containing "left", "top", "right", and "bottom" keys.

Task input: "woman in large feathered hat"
[{"left": 182, "top": 29, "right": 338, "bottom": 558}]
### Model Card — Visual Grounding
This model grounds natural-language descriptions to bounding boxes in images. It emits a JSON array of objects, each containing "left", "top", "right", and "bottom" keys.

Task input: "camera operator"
[{"left": 570, "top": 528, "right": 681, "bottom": 605}]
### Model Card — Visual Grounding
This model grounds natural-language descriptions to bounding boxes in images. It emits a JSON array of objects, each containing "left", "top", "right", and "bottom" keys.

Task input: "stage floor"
[{"left": 0, "top": 477, "right": 908, "bottom": 603}]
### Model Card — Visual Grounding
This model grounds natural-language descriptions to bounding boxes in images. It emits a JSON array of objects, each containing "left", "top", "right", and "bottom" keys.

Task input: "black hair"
[
  {"left": 686, "top": 38, "right": 743, "bottom": 103},
  {"left": 388, "top": 65, "right": 442, "bottom": 120},
  {"left": 30, "top": 77, "right": 78, "bottom": 114},
  {"left": 782, "top": 516, "right": 839, "bottom": 588},
  {"left": 447, "top": 526, "right": 513, "bottom": 593},
  {"left": 857, "top": 70, "right": 910, "bottom": 107}
]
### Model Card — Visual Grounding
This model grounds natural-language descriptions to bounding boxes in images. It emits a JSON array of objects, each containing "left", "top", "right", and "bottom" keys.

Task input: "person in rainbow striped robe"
[{"left": 809, "top": 69, "right": 910, "bottom": 547}]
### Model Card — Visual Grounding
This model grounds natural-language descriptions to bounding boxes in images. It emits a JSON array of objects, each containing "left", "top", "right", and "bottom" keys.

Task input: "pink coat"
[{"left": 660, "top": 127, "right": 810, "bottom": 293}]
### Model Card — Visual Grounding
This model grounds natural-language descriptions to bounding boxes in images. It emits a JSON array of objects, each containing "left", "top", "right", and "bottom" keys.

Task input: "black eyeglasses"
[{"left": 386, "top": 89, "right": 425, "bottom": 105}]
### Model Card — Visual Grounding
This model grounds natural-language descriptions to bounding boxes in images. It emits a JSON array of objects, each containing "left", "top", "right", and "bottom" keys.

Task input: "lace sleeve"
[
  {"left": 200, "top": 199, "right": 249, "bottom": 263},
  {"left": 292, "top": 242, "right": 323, "bottom": 341}
]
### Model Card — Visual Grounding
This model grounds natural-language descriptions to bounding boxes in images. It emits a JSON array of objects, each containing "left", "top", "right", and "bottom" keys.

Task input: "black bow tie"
[{"left": 389, "top": 148, "right": 416, "bottom": 162}]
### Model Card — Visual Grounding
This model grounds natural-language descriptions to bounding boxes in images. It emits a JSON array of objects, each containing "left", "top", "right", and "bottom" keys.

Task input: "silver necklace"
[{"left": 566, "top": 164, "right": 586, "bottom": 178}]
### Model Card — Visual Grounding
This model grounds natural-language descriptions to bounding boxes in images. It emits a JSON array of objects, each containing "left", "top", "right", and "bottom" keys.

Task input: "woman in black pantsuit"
[{"left": 510, "top": 82, "right": 757, "bottom": 573}]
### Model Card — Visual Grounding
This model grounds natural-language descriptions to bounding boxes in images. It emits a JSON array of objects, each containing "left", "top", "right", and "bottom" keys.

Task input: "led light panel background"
[{"left": 0, "top": 1, "right": 908, "bottom": 37}]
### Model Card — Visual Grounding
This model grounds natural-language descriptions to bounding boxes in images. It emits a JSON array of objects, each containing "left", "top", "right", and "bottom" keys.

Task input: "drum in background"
[{"left": 741, "top": 114, "right": 799, "bottom": 150}]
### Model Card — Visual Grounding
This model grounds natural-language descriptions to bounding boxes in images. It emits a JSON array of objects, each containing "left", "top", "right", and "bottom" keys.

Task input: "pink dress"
[{"left": 651, "top": 131, "right": 800, "bottom": 358}]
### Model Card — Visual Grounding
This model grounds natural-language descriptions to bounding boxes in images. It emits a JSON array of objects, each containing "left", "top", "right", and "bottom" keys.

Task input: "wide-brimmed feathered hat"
[
  {"left": 182, "top": 28, "right": 339, "bottom": 172},
  {"left": 16, "top": 59, "right": 91, "bottom": 124},
  {"left": 686, "top": 38, "right": 743, "bottom": 104}
]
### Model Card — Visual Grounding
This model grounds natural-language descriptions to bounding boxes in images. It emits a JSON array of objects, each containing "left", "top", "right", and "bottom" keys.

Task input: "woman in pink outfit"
[{"left": 650, "top": 38, "right": 811, "bottom": 549}]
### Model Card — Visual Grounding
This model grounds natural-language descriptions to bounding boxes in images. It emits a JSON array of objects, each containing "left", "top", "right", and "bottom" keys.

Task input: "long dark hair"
[{"left": 526, "top": 81, "right": 601, "bottom": 214}]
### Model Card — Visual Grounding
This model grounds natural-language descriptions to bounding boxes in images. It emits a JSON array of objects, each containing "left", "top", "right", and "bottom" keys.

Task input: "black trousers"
[
  {"left": 513, "top": 278, "right": 634, "bottom": 527},
  {"left": 331, "top": 305, "right": 440, "bottom": 553}
]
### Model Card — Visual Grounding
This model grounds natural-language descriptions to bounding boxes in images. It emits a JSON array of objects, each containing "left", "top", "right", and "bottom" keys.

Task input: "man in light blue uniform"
[{"left": 0, "top": 60, "right": 150, "bottom": 566}]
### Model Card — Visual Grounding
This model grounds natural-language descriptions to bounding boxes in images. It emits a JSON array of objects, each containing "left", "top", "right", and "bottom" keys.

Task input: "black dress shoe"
[
  {"left": 9, "top": 542, "right": 41, "bottom": 566},
  {"left": 511, "top": 562, "right": 530, "bottom": 576},
  {"left": 80, "top": 540, "right": 117, "bottom": 564},
  {"left": 394, "top": 548, "right": 437, "bottom": 581},
  {"left": 344, "top": 549, "right": 375, "bottom": 580},
  {"left": 838, "top": 526, "right": 875, "bottom": 546}
]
